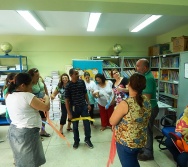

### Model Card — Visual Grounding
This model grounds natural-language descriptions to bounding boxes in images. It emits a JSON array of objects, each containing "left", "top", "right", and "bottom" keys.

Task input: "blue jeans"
[
  {"left": 71, "top": 105, "right": 91, "bottom": 142},
  {"left": 116, "top": 142, "right": 141, "bottom": 167},
  {"left": 165, "top": 137, "right": 188, "bottom": 167}
]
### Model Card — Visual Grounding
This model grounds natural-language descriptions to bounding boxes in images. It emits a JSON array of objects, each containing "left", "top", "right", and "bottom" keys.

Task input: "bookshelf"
[
  {"left": 121, "top": 56, "right": 149, "bottom": 78},
  {"left": 157, "top": 52, "right": 188, "bottom": 118},
  {"left": 150, "top": 56, "right": 160, "bottom": 101},
  {"left": 0, "top": 55, "right": 28, "bottom": 125},
  {"left": 91, "top": 56, "right": 121, "bottom": 79}
]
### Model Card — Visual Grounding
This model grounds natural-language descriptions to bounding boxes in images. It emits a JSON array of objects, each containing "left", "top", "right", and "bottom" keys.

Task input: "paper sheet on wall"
[{"left": 185, "top": 63, "right": 188, "bottom": 78}]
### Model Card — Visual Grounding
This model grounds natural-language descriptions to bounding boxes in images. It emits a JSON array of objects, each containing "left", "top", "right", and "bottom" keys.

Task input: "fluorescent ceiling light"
[
  {"left": 130, "top": 15, "right": 162, "bottom": 32},
  {"left": 17, "top": 10, "right": 45, "bottom": 31},
  {"left": 87, "top": 13, "right": 101, "bottom": 32}
]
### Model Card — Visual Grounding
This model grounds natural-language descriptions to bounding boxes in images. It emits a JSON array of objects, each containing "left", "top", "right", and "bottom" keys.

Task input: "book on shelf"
[
  {"left": 124, "top": 59, "right": 137, "bottom": 67},
  {"left": 161, "top": 70, "right": 169, "bottom": 81},
  {"left": 103, "top": 60, "right": 118, "bottom": 68},
  {"left": 151, "top": 71, "right": 159, "bottom": 79},
  {"left": 168, "top": 70, "right": 179, "bottom": 82},
  {"left": 151, "top": 58, "right": 159, "bottom": 67},
  {"left": 173, "top": 56, "right": 179, "bottom": 68},
  {"left": 103, "top": 70, "right": 111, "bottom": 78},
  {"left": 122, "top": 71, "right": 129, "bottom": 78}
]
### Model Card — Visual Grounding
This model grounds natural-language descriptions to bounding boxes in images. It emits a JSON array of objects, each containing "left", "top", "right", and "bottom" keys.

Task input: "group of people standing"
[{"left": 3, "top": 58, "right": 187, "bottom": 167}]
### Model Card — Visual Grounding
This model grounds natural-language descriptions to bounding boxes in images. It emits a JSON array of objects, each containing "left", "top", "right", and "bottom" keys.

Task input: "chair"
[{"left": 157, "top": 113, "right": 177, "bottom": 150}]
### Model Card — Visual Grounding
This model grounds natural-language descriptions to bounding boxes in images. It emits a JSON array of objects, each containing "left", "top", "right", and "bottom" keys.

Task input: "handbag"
[{"left": 169, "top": 132, "right": 188, "bottom": 153}]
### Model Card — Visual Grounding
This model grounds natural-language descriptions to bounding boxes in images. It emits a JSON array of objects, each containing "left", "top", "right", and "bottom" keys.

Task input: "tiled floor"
[{"left": 0, "top": 118, "right": 176, "bottom": 167}]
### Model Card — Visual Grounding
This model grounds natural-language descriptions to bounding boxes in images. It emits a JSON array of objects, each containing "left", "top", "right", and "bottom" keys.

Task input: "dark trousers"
[
  {"left": 89, "top": 104, "right": 94, "bottom": 125},
  {"left": 165, "top": 137, "right": 188, "bottom": 167},
  {"left": 60, "top": 103, "right": 67, "bottom": 125},
  {"left": 71, "top": 105, "right": 91, "bottom": 142},
  {"left": 142, "top": 105, "right": 159, "bottom": 156}
]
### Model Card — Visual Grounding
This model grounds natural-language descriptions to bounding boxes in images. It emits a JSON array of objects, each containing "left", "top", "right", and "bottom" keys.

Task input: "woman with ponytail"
[
  {"left": 110, "top": 73, "right": 151, "bottom": 167},
  {"left": 5, "top": 73, "right": 50, "bottom": 167}
]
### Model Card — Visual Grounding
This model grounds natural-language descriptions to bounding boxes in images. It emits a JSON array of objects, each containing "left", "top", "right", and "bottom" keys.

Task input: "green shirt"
[{"left": 143, "top": 70, "right": 158, "bottom": 108}]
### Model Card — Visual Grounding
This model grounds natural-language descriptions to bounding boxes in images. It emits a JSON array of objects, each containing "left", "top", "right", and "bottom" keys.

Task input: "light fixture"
[
  {"left": 87, "top": 13, "right": 101, "bottom": 32},
  {"left": 17, "top": 10, "right": 45, "bottom": 31},
  {"left": 130, "top": 15, "right": 162, "bottom": 32}
]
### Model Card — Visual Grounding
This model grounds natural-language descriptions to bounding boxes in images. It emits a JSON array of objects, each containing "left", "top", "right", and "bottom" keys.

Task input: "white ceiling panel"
[{"left": 0, "top": 10, "right": 188, "bottom": 36}]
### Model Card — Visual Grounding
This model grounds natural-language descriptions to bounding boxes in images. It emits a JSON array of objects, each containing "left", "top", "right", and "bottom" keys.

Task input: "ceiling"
[{"left": 0, "top": 1, "right": 188, "bottom": 37}]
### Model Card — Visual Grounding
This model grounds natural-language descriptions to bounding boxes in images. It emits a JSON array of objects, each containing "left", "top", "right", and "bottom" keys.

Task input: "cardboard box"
[
  {"left": 148, "top": 44, "right": 170, "bottom": 56},
  {"left": 171, "top": 36, "right": 188, "bottom": 53}
]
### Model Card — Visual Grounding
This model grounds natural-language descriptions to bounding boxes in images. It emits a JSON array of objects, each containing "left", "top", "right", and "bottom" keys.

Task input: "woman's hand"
[
  {"left": 50, "top": 95, "right": 55, "bottom": 100},
  {"left": 182, "top": 128, "right": 188, "bottom": 138},
  {"left": 88, "top": 104, "right": 91, "bottom": 111},
  {"left": 93, "top": 92, "right": 99, "bottom": 98},
  {"left": 68, "top": 113, "right": 72, "bottom": 120}
]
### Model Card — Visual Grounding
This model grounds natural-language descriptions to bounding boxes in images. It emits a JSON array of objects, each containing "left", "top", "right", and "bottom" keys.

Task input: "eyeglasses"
[{"left": 113, "top": 71, "right": 119, "bottom": 75}]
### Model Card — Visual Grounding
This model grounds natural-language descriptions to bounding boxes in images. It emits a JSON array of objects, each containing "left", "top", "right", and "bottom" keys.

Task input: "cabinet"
[
  {"left": 0, "top": 55, "right": 28, "bottom": 125},
  {"left": 151, "top": 52, "right": 188, "bottom": 119},
  {"left": 91, "top": 56, "right": 121, "bottom": 79}
]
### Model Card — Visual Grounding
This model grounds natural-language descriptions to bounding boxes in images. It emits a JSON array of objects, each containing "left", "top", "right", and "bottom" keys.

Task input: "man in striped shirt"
[{"left": 65, "top": 68, "right": 93, "bottom": 149}]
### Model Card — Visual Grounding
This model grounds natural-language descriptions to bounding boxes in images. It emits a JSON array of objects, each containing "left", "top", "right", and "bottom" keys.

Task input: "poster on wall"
[{"left": 72, "top": 60, "right": 103, "bottom": 80}]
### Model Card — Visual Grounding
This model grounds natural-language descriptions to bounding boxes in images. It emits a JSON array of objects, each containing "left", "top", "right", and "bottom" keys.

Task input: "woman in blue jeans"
[
  {"left": 165, "top": 130, "right": 188, "bottom": 167},
  {"left": 110, "top": 73, "right": 151, "bottom": 167}
]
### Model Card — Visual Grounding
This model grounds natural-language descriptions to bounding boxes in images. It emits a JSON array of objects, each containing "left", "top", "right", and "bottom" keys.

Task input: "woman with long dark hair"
[
  {"left": 51, "top": 73, "right": 72, "bottom": 134},
  {"left": 110, "top": 73, "right": 151, "bottom": 167}
]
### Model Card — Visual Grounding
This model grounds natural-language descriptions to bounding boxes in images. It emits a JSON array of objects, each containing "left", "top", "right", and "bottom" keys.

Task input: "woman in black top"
[{"left": 111, "top": 69, "right": 129, "bottom": 106}]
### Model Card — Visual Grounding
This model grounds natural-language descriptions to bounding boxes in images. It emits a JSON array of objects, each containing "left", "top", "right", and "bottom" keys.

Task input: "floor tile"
[{"left": 0, "top": 118, "right": 177, "bottom": 167}]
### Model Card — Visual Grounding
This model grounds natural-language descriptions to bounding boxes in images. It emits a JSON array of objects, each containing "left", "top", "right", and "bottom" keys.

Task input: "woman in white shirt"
[
  {"left": 93, "top": 73, "right": 115, "bottom": 131},
  {"left": 6, "top": 73, "right": 50, "bottom": 167}
]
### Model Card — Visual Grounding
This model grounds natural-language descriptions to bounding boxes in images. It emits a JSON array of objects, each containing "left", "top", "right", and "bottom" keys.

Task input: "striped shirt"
[{"left": 65, "top": 79, "right": 87, "bottom": 106}]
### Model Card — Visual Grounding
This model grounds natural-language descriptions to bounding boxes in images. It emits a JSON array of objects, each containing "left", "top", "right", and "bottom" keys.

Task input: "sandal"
[
  {"left": 40, "top": 133, "right": 51, "bottom": 137},
  {"left": 100, "top": 127, "right": 106, "bottom": 131},
  {"left": 67, "top": 128, "right": 73, "bottom": 132}
]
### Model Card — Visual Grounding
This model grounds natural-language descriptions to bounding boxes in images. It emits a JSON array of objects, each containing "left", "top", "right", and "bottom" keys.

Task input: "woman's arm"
[
  {"left": 51, "top": 89, "right": 59, "bottom": 100},
  {"left": 110, "top": 100, "right": 128, "bottom": 126},
  {"left": 30, "top": 94, "right": 50, "bottom": 111},
  {"left": 40, "top": 76, "right": 49, "bottom": 96}
]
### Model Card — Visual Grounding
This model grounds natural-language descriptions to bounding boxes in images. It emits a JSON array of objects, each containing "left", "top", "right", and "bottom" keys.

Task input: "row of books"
[
  {"left": 151, "top": 58, "right": 159, "bottom": 67},
  {"left": 122, "top": 70, "right": 135, "bottom": 78},
  {"left": 160, "top": 70, "right": 179, "bottom": 81},
  {"left": 123, "top": 59, "right": 138, "bottom": 68},
  {"left": 103, "top": 70, "right": 112, "bottom": 78},
  {"left": 160, "top": 82, "right": 178, "bottom": 96},
  {"left": 161, "top": 56, "right": 179, "bottom": 68},
  {"left": 103, "top": 60, "right": 118, "bottom": 68}
]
